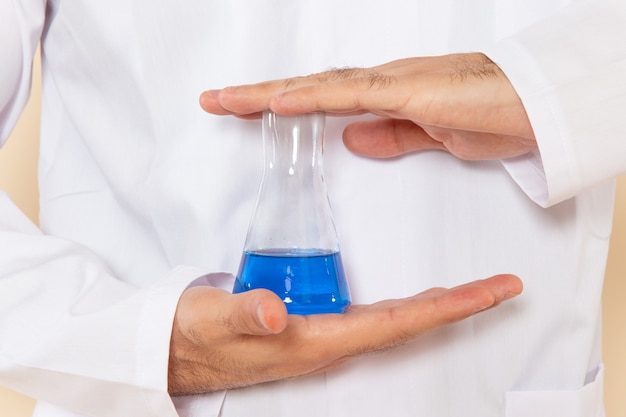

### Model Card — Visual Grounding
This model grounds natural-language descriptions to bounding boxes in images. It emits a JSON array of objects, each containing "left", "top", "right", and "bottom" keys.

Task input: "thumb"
[
  {"left": 343, "top": 118, "right": 446, "bottom": 158},
  {"left": 229, "top": 289, "right": 289, "bottom": 336}
]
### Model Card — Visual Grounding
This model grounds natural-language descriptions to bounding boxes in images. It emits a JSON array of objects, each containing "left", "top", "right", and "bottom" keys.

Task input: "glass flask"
[{"left": 233, "top": 111, "right": 351, "bottom": 315}]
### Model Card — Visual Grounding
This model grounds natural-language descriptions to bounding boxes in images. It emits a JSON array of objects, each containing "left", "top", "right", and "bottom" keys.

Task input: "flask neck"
[
  {"left": 263, "top": 111, "right": 325, "bottom": 175},
  {"left": 243, "top": 111, "right": 339, "bottom": 253}
]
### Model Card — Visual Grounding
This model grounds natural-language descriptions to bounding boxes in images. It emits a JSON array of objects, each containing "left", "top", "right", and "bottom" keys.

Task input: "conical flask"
[{"left": 233, "top": 111, "right": 351, "bottom": 315}]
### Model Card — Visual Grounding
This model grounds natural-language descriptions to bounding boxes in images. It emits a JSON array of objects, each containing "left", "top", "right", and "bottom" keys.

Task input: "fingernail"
[
  {"left": 502, "top": 290, "right": 520, "bottom": 301},
  {"left": 222, "top": 86, "right": 240, "bottom": 96},
  {"left": 256, "top": 303, "right": 270, "bottom": 331},
  {"left": 199, "top": 89, "right": 219, "bottom": 106},
  {"left": 474, "top": 305, "right": 490, "bottom": 313}
]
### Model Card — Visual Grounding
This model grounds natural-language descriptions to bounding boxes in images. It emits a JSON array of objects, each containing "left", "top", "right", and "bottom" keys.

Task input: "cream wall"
[
  {"left": 1, "top": 53, "right": 625, "bottom": 417},
  {"left": 0, "top": 50, "right": 41, "bottom": 417}
]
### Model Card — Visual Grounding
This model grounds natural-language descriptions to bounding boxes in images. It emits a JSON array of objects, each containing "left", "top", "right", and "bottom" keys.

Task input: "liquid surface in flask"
[{"left": 233, "top": 248, "right": 351, "bottom": 315}]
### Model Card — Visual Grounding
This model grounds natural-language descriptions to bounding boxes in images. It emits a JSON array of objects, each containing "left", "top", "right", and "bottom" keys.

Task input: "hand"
[
  {"left": 199, "top": 53, "right": 537, "bottom": 161},
  {"left": 168, "top": 274, "right": 522, "bottom": 395}
]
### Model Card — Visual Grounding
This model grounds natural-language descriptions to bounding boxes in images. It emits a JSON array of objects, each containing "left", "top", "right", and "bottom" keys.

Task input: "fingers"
[
  {"left": 176, "top": 287, "right": 288, "bottom": 342},
  {"left": 353, "top": 274, "right": 520, "bottom": 352},
  {"left": 198, "top": 89, "right": 232, "bottom": 115},
  {"left": 428, "top": 274, "right": 523, "bottom": 317},
  {"left": 198, "top": 59, "right": 423, "bottom": 117},
  {"left": 231, "top": 288, "right": 290, "bottom": 335},
  {"left": 412, "top": 273, "right": 523, "bottom": 326},
  {"left": 342, "top": 118, "right": 447, "bottom": 158},
  {"left": 170, "top": 274, "right": 523, "bottom": 394},
  {"left": 300, "top": 274, "right": 523, "bottom": 359},
  {"left": 200, "top": 53, "right": 536, "bottom": 147},
  {"left": 199, "top": 74, "right": 321, "bottom": 116},
  {"left": 342, "top": 118, "right": 536, "bottom": 160},
  {"left": 201, "top": 74, "right": 413, "bottom": 117}
]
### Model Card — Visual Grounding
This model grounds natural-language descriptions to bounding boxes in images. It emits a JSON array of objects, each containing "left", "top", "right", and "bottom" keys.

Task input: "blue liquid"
[{"left": 233, "top": 249, "right": 351, "bottom": 315}]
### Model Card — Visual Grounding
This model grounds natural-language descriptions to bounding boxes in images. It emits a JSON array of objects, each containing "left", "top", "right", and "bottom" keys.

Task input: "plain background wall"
[{"left": 1, "top": 52, "right": 625, "bottom": 417}]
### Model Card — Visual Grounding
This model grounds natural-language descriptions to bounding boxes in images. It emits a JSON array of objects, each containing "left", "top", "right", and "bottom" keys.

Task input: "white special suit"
[{"left": 1, "top": 0, "right": 626, "bottom": 416}]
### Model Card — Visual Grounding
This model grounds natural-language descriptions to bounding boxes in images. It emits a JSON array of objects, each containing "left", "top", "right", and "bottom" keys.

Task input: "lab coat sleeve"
[
  {"left": 0, "top": 0, "right": 41, "bottom": 144},
  {"left": 484, "top": 0, "right": 626, "bottom": 207},
  {"left": 0, "top": 206, "right": 204, "bottom": 417},
  {"left": 0, "top": 1, "right": 225, "bottom": 416}
]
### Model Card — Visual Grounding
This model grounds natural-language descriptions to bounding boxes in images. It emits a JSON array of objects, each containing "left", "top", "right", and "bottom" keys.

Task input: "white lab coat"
[{"left": 1, "top": 0, "right": 625, "bottom": 416}]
